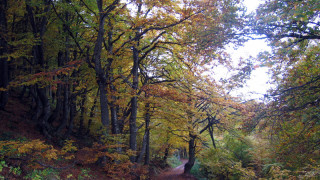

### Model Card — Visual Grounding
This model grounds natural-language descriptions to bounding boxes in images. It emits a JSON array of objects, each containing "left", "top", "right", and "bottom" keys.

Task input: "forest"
[{"left": 0, "top": 0, "right": 319, "bottom": 179}]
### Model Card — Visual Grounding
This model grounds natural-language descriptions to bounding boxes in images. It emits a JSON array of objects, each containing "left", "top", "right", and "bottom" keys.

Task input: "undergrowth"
[
  {"left": 190, "top": 159, "right": 207, "bottom": 180},
  {"left": 166, "top": 155, "right": 182, "bottom": 168}
]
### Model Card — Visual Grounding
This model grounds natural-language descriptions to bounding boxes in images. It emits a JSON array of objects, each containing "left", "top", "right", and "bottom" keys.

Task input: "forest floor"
[
  {"left": 153, "top": 159, "right": 197, "bottom": 180},
  {"left": 0, "top": 96, "right": 111, "bottom": 179},
  {"left": 0, "top": 95, "right": 198, "bottom": 179}
]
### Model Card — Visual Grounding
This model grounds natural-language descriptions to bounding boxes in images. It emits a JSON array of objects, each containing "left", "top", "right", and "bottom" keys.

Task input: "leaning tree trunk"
[{"left": 0, "top": 0, "right": 9, "bottom": 110}]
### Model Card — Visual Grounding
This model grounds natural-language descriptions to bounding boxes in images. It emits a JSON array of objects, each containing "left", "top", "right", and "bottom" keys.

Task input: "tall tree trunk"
[
  {"left": 30, "top": 86, "right": 42, "bottom": 122},
  {"left": 106, "top": 19, "right": 120, "bottom": 135},
  {"left": 78, "top": 93, "right": 86, "bottom": 135},
  {"left": 129, "top": 2, "right": 143, "bottom": 162},
  {"left": 66, "top": 89, "right": 76, "bottom": 138},
  {"left": 56, "top": 10, "right": 71, "bottom": 135},
  {"left": 136, "top": 102, "right": 150, "bottom": 164},
  {"left": 129, "top": 45, "right": 139, "bottom": 162},
  {"left": 98, "top": 81, "right": 109, "bottom": 130},
  {"left": 0, "top": 0, "right": 9, "bottom": 110},
  {"left": 87, "top": 92, "right": 98, "bottom": 135},
  {"left": 144, "top": 128, "right": 150, "bottom": 165},
  {"left": 56, "top": 84, "right": 70, "bottom": 135},
  {"left": 144, "top": 102, "right": 151, "bottom": 165},
  {"left": 49, "top": 51, "right": 64, "bottom": 124},
  {"left": 110, "top": 104, "right": 119, "bottom": 134},
  {"left": 184, "top": 134, "right": 196, "bottom": 174},
  {"left": 49, "top": 83, "right": 63, "bottom": 123},
  {"left": 26, "top": 0, "right": 52, "bottom": 137},
  {"left": 93, "top": 5, "right": 110, "bottom": 133},
  {"left": 37, "top": 87, "right": 52, "bottom": 138}
]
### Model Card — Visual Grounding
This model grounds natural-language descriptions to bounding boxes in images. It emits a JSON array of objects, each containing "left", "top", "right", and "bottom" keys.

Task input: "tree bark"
[
  {"left": 26, "top": 0, "right": 52, "bottom": 137},
  {"left": 66, "top": 89, "right": 76, "bottom": 138},
  {"left": 163, "top": 145, "right": 170, "bottom": 163},
  {"left": 87, "top": 92, "right": 98, "bottom": 135},
  {"left": 144, "top": 103, "right": 151, "bottom": 165},
  {"left": 78, "top": 93, "right": 86, "bottom": 135},
  {"left": 106, "top": 19, "right": 120, "bottom": 135},
  {"left": 48, "top": 83, "right": 63, "bottom": 123},
  {"left": 37, "top": 87, "right": 52, "bottom": 138},
  {"left": 110, "top": 104, "right": 120, "bottom": 134},
  {"left": 56, "top": 84, "right": 70, "bottom": 135},
  {"left": 93, "top": 4, "right": 110, "bottom": 133},
  {"left": 0, "top": 0, "right": 9, "bottom": 110},
  {"left": 136, "top": 102, "right": 151, "bottom": 164},
  {"left": 56, "top": 7, "right": 71, "bottom": 136},
  {"left": 184, "top": 134, "right": 196, "bottom": 174},
  {"left": 30, "top": 86, "right": 42, "bottom": 122},
  {"left": 144, "top": 128, "right": 150, "bottom": 165},
  {"left": 129, "top": 45, "right": 139, "bottom": 162}
]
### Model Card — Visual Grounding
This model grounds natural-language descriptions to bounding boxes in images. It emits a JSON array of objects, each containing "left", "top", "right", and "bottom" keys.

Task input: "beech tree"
[
  {"left": 252, "top": 0, "right": 320, "bottom": 169},
  {"left": 0, "top": 0, "right": 9, "bottom": 110},
  {"left": 0, "top": 0, "right": 252, "bottom": 177}
]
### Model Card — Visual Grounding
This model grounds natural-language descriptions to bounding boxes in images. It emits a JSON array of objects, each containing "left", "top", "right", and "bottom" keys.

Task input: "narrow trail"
[{"left": 154, "top": 159, "right": 197, "bottom": 180}]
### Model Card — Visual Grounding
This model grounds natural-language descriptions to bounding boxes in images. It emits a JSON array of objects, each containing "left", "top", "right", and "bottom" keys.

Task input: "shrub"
[
  {"left": 199, "top": 148, "right": 256, "bottom": 179},
  {"left": 198, "top": 133, "right": 256, "bottom": 179},
  {"left": 24, "top": 168, "right": 59, "bottom": 180},
  {"left": 190, "top": 159, "right": 206, "bottom": 179}
]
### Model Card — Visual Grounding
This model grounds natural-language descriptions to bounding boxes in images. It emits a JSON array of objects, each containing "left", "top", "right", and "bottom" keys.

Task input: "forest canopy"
[{"left": 0, "top": 0, "right": 319, "bottom": 179}]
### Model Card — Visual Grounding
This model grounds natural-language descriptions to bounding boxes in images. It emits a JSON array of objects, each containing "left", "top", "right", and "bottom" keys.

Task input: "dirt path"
[{"left": 154, "top": 159, "right": 197, "bottom": 180}]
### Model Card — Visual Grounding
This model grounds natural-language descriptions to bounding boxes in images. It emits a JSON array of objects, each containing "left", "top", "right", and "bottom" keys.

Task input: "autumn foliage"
[{"left": 0, "top": 0, "right": 319, "bottom": 179}]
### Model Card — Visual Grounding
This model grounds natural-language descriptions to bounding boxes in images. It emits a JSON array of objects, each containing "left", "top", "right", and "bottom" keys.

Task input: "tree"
[
  {"left": 0, "top": 0, "right": 9, "bottom": 110},
  {"left": 253, "top": 0, "right": 320, "bottom": 41},
  {"left": 122, "top": 0, "right": 203, "bottom": 162},
  {"left": 91, "top": 0, "right": 120, "bottom": 134},
  {"left": 0, "top": 0, "right": 255, "bottom": 178},
  {"left": 252, "top": 0, "right": 320, "bottom": 169}
]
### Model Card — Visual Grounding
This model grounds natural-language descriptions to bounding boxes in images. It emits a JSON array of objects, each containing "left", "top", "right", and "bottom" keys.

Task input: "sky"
[
  {"left": 244, "top": 0, "right": 263, "bottom": 12},
  {"left": 228, "top": 39, "right": 272, "bottom": 101},
  {"left": 228, "top": 0, "right": 273, "bottom": 101}
]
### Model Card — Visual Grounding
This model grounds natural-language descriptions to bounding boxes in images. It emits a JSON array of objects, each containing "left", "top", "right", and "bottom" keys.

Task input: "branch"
[
  {"left": 270, "top": 76, "right": 320, "bottom": 97},
  {"left": 199, "top": 116, "right": 219, "bottom": 134},
  {"left": 50, "top": 1, "right": 84, "bottom": 54},
  {"left": 80, "top": 0, "right": 96, "bottom": 16},
  {"left": 275, "top": 33, "right": 320, "bottom": 40},
  {"left": 102, "top": 0, "right": 120, "bottom": 18}
]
